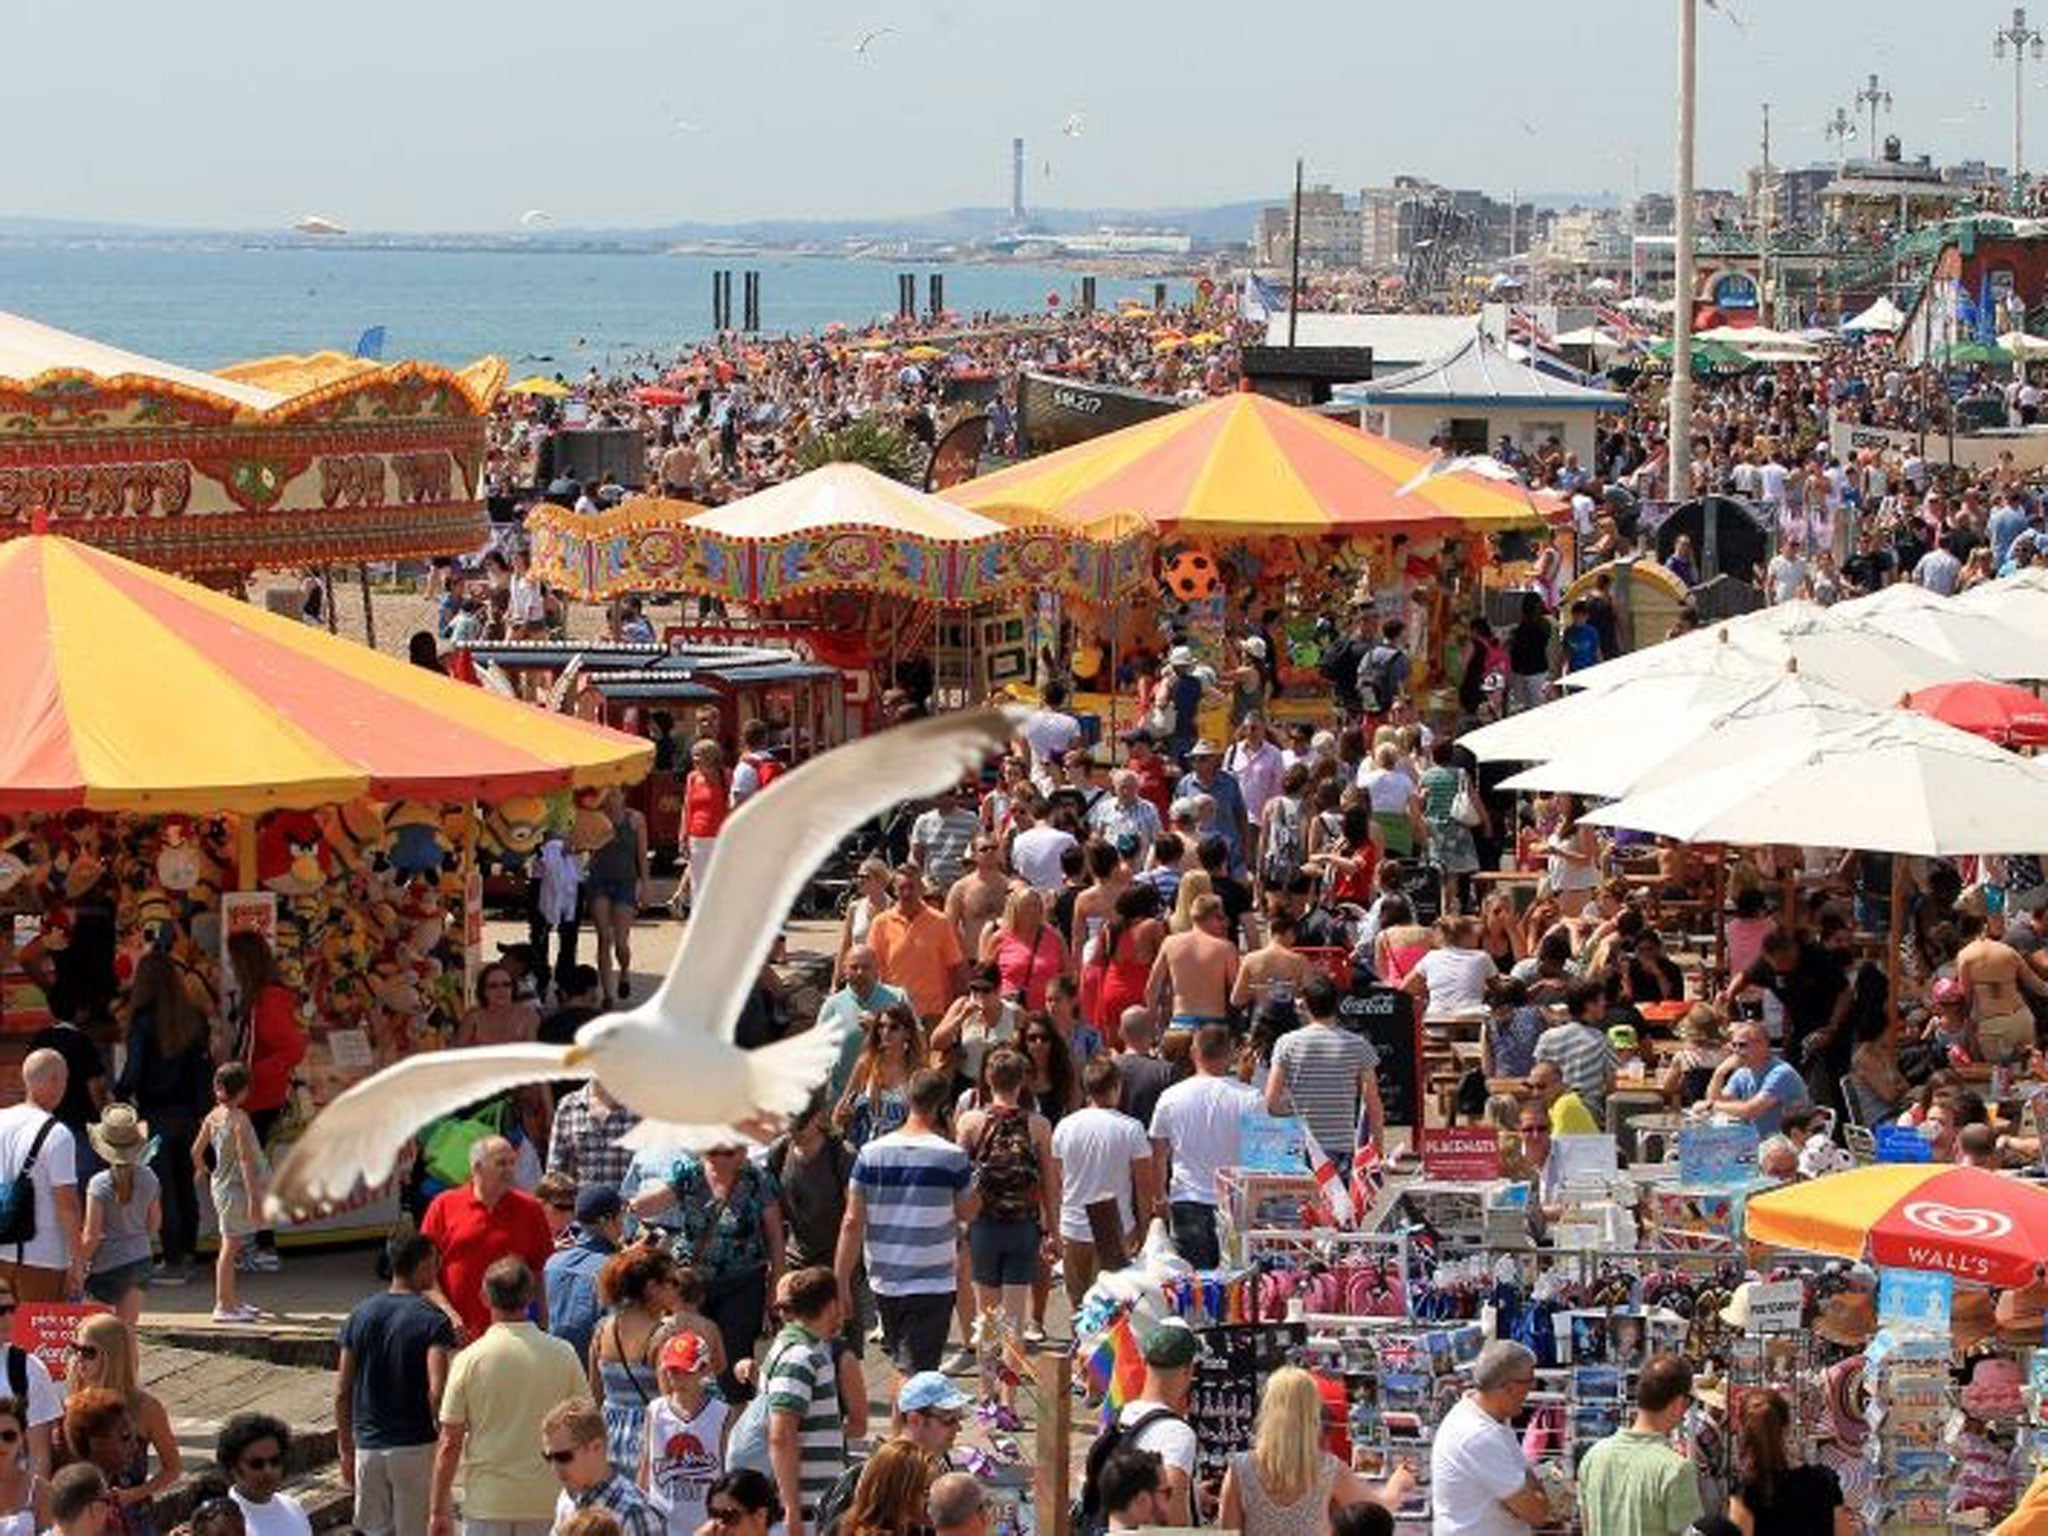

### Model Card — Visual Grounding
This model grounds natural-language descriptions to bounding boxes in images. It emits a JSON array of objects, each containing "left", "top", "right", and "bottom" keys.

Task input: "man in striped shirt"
[
  {"left": 1532, "top": 978, "right": 1618, "bottom": 1125},
  {"left": 764, "top": 1267, "right": 849, "bottom": 1536},
  {"left": 836, "top": 1070, "right": 978, "bottom": 1382},
  {"left": 1264, "top": 973, "right": 1384, "bottom": 1163}
]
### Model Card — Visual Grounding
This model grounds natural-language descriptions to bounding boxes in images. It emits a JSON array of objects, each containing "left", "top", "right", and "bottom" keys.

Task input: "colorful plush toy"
[
  {"left": 385, "top": 803, "right": 453, "bottom": 881},
  {"left": 256, "top": 811, "right": 331, "bottom": 897},
  {"left": 481, "top": 795, "right": 552, "bottom": 860},
  {"left": 318, "top": 801, "right": 390, "bottom": 876},
  {"left": 155, "top": 817, "right": 203, "bottom": 892},
  {"left": 566, "top": 789, "right": 615, "bottom": 855}
]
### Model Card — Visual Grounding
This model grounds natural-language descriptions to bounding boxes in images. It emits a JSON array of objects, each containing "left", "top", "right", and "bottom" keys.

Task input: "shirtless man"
[
  {"left": 1230, "top": 912, "right": 1315, "bottom": 1022},
  {"left": 1955, "top": 912, "right": 2048, "bottom": 1064},
  {"left": 1146, "top": 894, "right": 1239, "bottom": 1041},
  {"left": 945, "top": 834, "right": 1012, "bottom": 961}
]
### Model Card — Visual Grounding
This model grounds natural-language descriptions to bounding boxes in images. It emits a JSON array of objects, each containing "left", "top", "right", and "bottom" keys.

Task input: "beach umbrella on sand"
[
  {"left": 1578, "top": 708, "right": 2048, "bottom": 856},
  {"left": 1828, "top": 581, "right": 2048, "bottom": 680},
  {"left": 632, "top": 385, "right": 690, "bottom": 406},
  {"left": 509, "top": 376, "right": 570, "bottom": 397},
  {"left": 1904, "top": 679, "right": 2048, "bottom": 746}
]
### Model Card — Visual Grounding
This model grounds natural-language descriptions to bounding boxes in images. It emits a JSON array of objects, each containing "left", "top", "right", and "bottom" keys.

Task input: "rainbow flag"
[{"left": 1082, "top": 1312, "right": 1148, "bottom": 1420}]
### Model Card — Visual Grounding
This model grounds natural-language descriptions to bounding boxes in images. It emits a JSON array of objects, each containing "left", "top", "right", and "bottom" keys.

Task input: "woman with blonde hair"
[
  {"left": 1218, "top": 1366, "right": 1413, "bottom": 1535},
  {"left": 979, "top": 885, "right": 1069, "bottom": 1011},
  {"left": 1169, "top": 870, "right": 1215, "bottom": 935},
  {"left": 839, "top": 1438, "right": 939, "bottom": 1536},
  {"left": 679, "top": 738, "right": 729, "bottom": 917},
  {"left": 60, "top": 1314, "right": 180, "bottom": 1527}
]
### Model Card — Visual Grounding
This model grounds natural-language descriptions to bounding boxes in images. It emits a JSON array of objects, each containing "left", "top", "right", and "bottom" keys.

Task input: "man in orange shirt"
[{"left": 868, "top": 866, "right": 967, "bottom": 1023}]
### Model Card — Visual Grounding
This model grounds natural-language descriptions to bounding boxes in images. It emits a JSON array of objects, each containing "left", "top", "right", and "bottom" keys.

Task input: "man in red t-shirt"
[{"left": 420, "top": 1135, "right": 553, "bottom": 1342}]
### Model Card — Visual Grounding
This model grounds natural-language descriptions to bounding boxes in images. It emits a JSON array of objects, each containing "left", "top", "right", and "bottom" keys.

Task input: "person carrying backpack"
[
  {"left": 1075, "top": 1319, "right": 1200, "bottom": 1533},
  {"left": 955, "top": 1049, "right": 1055, "bottom": 1406},
  {"left": 1356, "top": 618, "right": 1411, "bottom": 721}
]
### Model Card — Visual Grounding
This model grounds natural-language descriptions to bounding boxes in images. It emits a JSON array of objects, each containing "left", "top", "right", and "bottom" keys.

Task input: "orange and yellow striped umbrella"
[
  {"left": 0, "top": 534, "right": 651, "bottom": 814},
  {"left": 949, "top": 391, "right": 1563, "bottom": 537}
]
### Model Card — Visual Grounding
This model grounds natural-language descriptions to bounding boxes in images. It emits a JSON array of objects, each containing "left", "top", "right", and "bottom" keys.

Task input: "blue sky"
[{"left": 4, "top": 0, "right": 2027, "bottom": 229}]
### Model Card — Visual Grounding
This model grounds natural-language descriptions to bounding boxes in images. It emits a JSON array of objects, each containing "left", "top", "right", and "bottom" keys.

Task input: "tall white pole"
[
  {"left": 1669, "top": 0, "right": 1697, "bottom": 504},
  {"left": 2018, "top": 30, "right": 2028, "bottom": 197}
]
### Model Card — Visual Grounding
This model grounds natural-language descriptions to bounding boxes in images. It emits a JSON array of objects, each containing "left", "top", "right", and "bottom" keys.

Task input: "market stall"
[
  {"left": 526, "top": 461, "right": 1153, "bottom": 717},
  {"left": 0, "top": 309, "right": 503, "bottom": 572},
  {"left": 946, "top": 390, "right": 1566, "bottom": 713},
  {"left": 0, "top": 530, "right": 649, "bottom": 1231}
]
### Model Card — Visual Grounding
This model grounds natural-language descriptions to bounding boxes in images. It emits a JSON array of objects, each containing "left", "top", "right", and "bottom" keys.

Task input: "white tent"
[
  {"left": 2000, "top": 330, "right": 2048, "bottom": 359},
  {"left": 1842, "top": 296, "right": 1905, "bottom": 334}
]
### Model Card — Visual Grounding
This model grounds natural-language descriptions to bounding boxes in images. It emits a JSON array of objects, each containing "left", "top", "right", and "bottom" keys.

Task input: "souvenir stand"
[
  {"left": 947, "top": 390, "right": 1567, "bottom": 716},
  {"left": 0, "top": 532, "right": 651, "bottom": 1236},
  {"left": 527, "top": 463, "right": 1153, "bottom": 722}
]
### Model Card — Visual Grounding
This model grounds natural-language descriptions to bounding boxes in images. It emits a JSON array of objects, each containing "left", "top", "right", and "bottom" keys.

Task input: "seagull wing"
[
  {"left": 266, "top": 1044, "right": 585, "bottom": 1220},
  {"left": 657, "top": 707, "right": 1023, "bottom": 1039}
]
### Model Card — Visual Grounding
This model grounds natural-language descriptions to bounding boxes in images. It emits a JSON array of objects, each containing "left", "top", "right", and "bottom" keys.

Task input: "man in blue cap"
[
  {"left": 895, "top": 1372, "right": 972, "bottom": 1462},
  {"left": 543, "top": 1186, "right": 624, "bottom": 1362}
]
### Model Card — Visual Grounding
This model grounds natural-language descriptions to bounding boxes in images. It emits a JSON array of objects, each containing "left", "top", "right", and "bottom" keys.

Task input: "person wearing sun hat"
[
  {"left": 78, "top": 1105, "right": 160, "bottom": 1323},
  {"left": 644, "top": 1331, "right": 727, "bottom": 1535}
]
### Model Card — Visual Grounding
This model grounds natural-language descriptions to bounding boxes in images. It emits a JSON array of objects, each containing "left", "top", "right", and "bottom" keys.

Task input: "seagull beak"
[{"left": 563, "top": 1044, "right": 590, "bottom": 1068}]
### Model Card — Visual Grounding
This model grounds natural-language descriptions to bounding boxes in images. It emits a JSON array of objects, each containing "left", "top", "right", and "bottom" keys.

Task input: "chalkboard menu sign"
[
  {"left": 1337, "top": 984, "right": 1423, "bottom": 1134},
  {"left": 1188, "top": 1322, "right": 1308, "bottom": 1478}
]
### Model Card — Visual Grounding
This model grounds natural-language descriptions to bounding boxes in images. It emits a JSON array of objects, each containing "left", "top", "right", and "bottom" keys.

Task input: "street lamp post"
[
  {"left": 1994, "top": 6, "right": 2045, "bottom": 204},
  {"left": 1855, "top": 72, "right": 1893, "bottom": 150},
  {"left": 1824, "top": 106, "right": 1856, "bottom": 173},
  {"left": 1669, "top": 0, "right": 1697, "bottom": 505}
]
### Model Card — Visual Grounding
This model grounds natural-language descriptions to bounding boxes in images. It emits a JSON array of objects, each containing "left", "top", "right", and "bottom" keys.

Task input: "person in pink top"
[{"left": 980, "top": 887, "right": 1069, "bottom": 1011}]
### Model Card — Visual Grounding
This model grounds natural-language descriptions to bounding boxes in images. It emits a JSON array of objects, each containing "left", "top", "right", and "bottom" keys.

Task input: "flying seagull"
[
  {"left": 293, "top": 215, "right": 345, "bottom": 236},
  {"left": 855, "top": 26, "right": 893, "bottom": 54},
  {"left": 519, "top": 209, "right": 552, "bottom": 227},
  {"left": 1703, "top": 0, "right": 1748, "bottom": 33},
  {"left": 266, "top": 708, "right": 1023, "bottom": 1220},
  {"left": 1396, "top": 454, "right": 1525, "bottom": 497},
  {"left": 1062, "top": 112, "right": 1086, "bottom": 138}
]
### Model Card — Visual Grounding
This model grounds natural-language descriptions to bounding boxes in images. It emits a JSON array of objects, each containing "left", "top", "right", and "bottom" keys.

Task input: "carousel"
[
  {"left": 0, "top": 309, "right": 503, "bottom": 573},
  {"left": 526, "top": 460, "right": 1153, "bottom": 723}
]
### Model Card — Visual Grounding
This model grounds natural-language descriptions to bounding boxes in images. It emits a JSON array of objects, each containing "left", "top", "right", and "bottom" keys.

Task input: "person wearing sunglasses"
[
  {"left": 541, "top": 1399, "right": 660, "bottom": 1536},
  {"left": 216, "top": 1411, "right": 309, "bottom": 1535},
  {"left": 696, "top": 1469, "right": 777, "bottom": 1536},
  {"left": 0, "top": 1392, "right": 48, "bottom": 1533}
]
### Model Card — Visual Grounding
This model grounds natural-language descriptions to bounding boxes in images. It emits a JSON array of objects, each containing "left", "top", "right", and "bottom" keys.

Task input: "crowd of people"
[{"left": 22, "top": 296, "right": 2048, "bottom": 1536}]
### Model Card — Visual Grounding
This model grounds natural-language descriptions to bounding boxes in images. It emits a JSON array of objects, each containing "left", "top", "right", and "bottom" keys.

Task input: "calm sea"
[{"left": 0, "top": 241, "right": 1186, "bottom": 372}]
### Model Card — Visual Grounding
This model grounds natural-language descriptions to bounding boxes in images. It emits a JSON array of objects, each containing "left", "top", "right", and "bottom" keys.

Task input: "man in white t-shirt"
[
  {"left": 1147, "top": 1026, "right": 1256, "bottom": 1268},
  {"left": 1430, "top": 1340, "right": 1552, "bottom": 1535},
  {"left": 1049, "top": 1059, "right": 1156, "bottom": 1306},
  {"left": 1113, "top": 1320, "right": 1201, "bottom": 1527},
  {"left": 0, "top": 1275, "right": 59, "bottom": 1475},
  {"left": 1007, "top": 798, "right": 1078, "bottom": 894},
  {"left": 1019, "top": 682, "right": 1083, "bottom": 792},
  {"left": 0, "top": 1051, "right": 80, "bottom": 1303}
]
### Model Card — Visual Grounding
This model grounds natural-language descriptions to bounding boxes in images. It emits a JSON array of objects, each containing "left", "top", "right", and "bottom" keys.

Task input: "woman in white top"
[
  {"left": 833, "top": 858, "right": 892, "bottom": 986},
  {"left": 1219, "top": 1368, "right": 1413, "bottom": 1536},
  {"left": 0, "top": 1397, "right": 46, "bottom": 1536},
  {"left": 1545, "top": 796, "right": 1602, "bottom": 917},
  {"left": 1355, "top": 743, "right": 1422, "bottom": 859},
  {"left": 1401, "top": 915, "right": 1499, "bottom": 1021}
]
